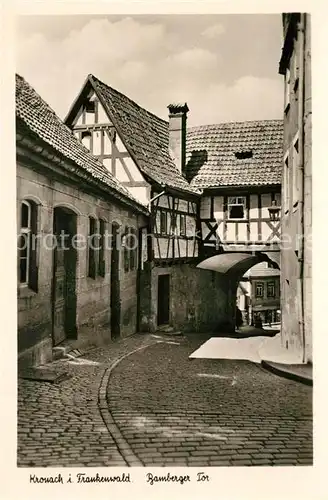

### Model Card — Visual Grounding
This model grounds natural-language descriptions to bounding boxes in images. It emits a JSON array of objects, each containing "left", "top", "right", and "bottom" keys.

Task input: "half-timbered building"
[
  {"left": 64, "top": 76, "right": 227, "bottom": 333},
  {"left": 63, "top": 74, "right": 284, "bottom": 335},
  {"left": 186, "top": 120, "right": 283, "bottom": 259}
]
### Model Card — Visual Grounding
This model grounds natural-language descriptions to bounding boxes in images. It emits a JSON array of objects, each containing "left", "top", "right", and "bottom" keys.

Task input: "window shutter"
[
  {"left": 88, "top": 217, "right": 96, "bottom": 279},
  {"left": 29, "top": 203, "right": 38, "bottom": 292},
  {"left": 98, "top": 219, "right": 106, "bottom": 277},
  {"left": 124, "top": 226, "right": 130, "bottom": 272},
  {"left": 129, "top": 229, "right": 134, "bottom": 271}
]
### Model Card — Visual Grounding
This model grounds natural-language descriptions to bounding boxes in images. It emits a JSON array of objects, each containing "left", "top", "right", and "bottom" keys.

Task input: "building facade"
[
  {"left": 247, "top": 263, "right": 281, "bottom": 326},
  {"left": 279, "top": 13, "right": 312, "bottom": 362},
  {"left": 16, "top": 75, "right": 148, "bottom": 368}
]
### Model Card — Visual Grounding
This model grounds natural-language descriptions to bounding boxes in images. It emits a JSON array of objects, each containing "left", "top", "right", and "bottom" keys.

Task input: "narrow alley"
[{"left": 17, "top": 333, "right": 312, "bottom": 468}]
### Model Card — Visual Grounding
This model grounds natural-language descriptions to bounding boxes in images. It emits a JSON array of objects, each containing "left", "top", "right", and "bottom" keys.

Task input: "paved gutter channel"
[{"left": 97, "top": 344, "right": 160, "bottom": 467}]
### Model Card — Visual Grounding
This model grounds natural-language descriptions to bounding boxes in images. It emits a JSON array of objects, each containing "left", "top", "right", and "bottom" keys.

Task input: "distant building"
[
  {"left": 247, "top": 262, "right": 280, "bottom": 326},
  {"left": 237, "top": 262, "right": 281, "bottom": 327},
  {"left": 279, "top": 13, "right": 312, "bottom": 362}
]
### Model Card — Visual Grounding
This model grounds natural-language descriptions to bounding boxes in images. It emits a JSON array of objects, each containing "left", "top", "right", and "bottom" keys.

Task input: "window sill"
[
  {"left": 227, "top": 219, "right": 248, "bottom": 222},
  {"left": 18, "top": 286, "right": 37, "bottom": 299}
]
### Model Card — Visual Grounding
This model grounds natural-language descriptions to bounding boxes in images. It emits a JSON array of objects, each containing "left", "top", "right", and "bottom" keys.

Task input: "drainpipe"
[{"left": 296, "top": 14, "right": 306, "bottom": 363}]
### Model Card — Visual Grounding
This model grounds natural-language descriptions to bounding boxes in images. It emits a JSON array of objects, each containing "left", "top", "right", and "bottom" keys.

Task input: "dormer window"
[{"left": 235, "top": 150, "right": 253, "bottom": 160}]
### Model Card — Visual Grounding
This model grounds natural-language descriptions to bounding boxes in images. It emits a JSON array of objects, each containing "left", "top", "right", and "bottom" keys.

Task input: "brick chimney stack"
[{"left": 168, "top": 103, "right": 189, "bottom": 174}]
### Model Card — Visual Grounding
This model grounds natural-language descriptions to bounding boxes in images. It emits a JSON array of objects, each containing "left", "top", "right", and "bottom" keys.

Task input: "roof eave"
[
  {"left": 16, "top": 118, "right": 149, "bottom": 216},
  {"left": 198, "top": 183, "right": 281, "bottom": 192}
]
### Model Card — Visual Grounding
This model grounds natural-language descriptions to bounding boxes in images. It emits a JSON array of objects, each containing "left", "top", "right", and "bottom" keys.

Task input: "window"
[
  {"left": 292, "top": 135, "right": 299, "bottom": 207},
  {"left": 283, "top": 152, "right": 290, "bottom": 213},
  {"left": 160, "top": 210, "right": 167, "bottom": 235},
  {"left": 228, "top": 196, "right": 246, "bottom": 220},
  {"left": 293, "top": 49, "right": 299, "bottom": 92},
  {"left": 98, "top": 219, "right": 106, "bottom": 277},
  {"left": 129, "top": 227, "right": 138, "bottom": 271},
  {"left": 88, "top": 217, "right": 96, "bottom": 278},
  {"left": 284, "top": 67, "right": 291, "bottom": 113},
  {"left": 81, "top": 130, "right": 92, "bottom": 152},
  {"left": 170, "top": 213, "right": 177, "bottom": 235},
  {"left": 267, "top": 281, "right": 276, "bottom": 298},
  {"left": 85, "top": 100, "right": 95, "bottom": 113},
  {"left": 19, "top": 200, "right": 38, "bottom": 291},
  {"left": 85, "top": 100, "right": 96, "bottom": 124},
  {"left": 255, "top": 282, "right": 264, "bottom": 298},
  {"left": 179, "top": 214, "right": 186, "bottom": 237},
  {"left": 123, "top": 227, "right": 138, "bottom": 272}
]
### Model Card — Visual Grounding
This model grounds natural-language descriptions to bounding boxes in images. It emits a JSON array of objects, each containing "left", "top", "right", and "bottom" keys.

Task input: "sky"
[{"left": 16, "top": 14, "right": 284, "bottom": 126}]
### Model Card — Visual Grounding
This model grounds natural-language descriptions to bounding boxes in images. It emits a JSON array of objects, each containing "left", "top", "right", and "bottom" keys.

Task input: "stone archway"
[{"left": 197, "top": 251, "right": 280, "bottom": 333}]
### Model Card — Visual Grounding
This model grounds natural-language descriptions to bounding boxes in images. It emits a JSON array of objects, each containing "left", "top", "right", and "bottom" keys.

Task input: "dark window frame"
[
  {"left": 19, "top": 200, "right": 38, "bottom": 292},
  {"left": 88, "top": 216, "right": 97, "bottom": 279},
  {"left": 179, "top": 214, "right": 186, "bottom": 237},
  {"left": 267, "top": 281, "right": 276, "bottom": 298},
  {"left": 255, "top": 282, "right": 264, "bottom": 298},
  {"left": 160, "top": 210, "right": 167, "bottom": 235},
  {"left": 98, "top": 219, "right": 106, "bottom": 277}
]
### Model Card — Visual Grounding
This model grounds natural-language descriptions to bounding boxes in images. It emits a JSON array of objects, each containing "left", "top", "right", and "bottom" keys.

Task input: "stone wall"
[
  {"left": 17, "top": 159, "right": 147, "bottom": 367},
  {"left": 280, "top": 14, "right": 312, "bottom": 362},
  {"left": 303, "top": 15, "right": 312, "bottom": 362},
  {"left": 148, "top": 264, "right": 234, "bottom": 333}
]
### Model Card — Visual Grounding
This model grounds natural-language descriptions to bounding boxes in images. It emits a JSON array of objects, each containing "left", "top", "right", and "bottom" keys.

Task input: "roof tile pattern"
[
  {"left": 185, "top": 120, "right": 283, "bottom": 188},
  {"left": 89, "top": 75, "right": 198, "bottom": 194},
  {"left": 15, "top": 74, "right": 143, "bottom": 207}
]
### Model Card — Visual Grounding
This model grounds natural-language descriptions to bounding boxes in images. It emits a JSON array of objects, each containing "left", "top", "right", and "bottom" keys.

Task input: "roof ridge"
[
  {"left": 89, "top": 73, "right": 169, "bottom": 127},
  {"left": 187, "top": 119, "right": 284, "bottom": 131}
]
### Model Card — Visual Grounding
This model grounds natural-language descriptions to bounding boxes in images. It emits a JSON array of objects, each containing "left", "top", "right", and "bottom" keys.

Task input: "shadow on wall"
[{"left": 184, "top": 150, "right": 208, "bottom": 182}]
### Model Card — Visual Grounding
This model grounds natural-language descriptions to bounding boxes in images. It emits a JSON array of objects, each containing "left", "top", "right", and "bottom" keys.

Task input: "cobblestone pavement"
[
  {"left": 18, "top": 333, "right": 312, "bottom": 467},
  {"left": 107, "top": 335, "right": 313, "bottom": 467},
  {"left": 17, "top": 334, "right": 158, "bottom": 467}
]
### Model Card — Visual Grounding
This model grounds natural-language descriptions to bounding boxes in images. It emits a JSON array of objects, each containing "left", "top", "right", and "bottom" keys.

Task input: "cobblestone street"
[{"left": 18, "top": 333, "right": 313, "bottom": 467}]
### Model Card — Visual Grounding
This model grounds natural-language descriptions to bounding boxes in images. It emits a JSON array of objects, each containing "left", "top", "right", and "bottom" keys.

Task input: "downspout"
[{"left": 297, "top": 14, "right": 306, "bottom": 363}]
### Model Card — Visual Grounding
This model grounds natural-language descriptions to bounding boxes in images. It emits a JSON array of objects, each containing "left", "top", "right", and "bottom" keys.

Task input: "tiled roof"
[
  {"left": 15, "top": 74, "right": 147, "bottom": 212},
  {"left": 186, "top": 120, "right": 283, "bottom": 188},
  {"left": 88, "top": 75, "right": 198, "bottom": 194}
]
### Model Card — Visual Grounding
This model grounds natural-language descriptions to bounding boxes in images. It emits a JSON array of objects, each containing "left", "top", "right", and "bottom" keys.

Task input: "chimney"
[{"left": 168, "top": 103, "right": 189, "bottom": 174}]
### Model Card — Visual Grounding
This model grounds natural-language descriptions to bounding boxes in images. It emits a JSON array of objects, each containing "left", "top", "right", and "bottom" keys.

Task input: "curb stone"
[{"left": 261, "top": 360, "right": 313, "bottom": 386}]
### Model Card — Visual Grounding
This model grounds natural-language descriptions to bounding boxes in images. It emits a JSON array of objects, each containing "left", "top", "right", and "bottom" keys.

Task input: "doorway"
[
  {"left": 157, "top": 274, "right": 170, "bottom": 326},
  {"left": 110, "top": 222, "right": 121, "bottom": 339},
  {"left": 52, "top": 207, "right": 77, "bottom": 346}
]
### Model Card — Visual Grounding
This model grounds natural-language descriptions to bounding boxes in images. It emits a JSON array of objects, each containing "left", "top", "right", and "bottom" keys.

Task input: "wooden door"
[
  {"left": 158, "top": 274, "right": 170, "bottom": 325},
  {"left": 52, "top": 209, "right": 77, "bottom": 346},
  {"left": 53, "top": 226, "right": 67, "bottom": 346}
]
